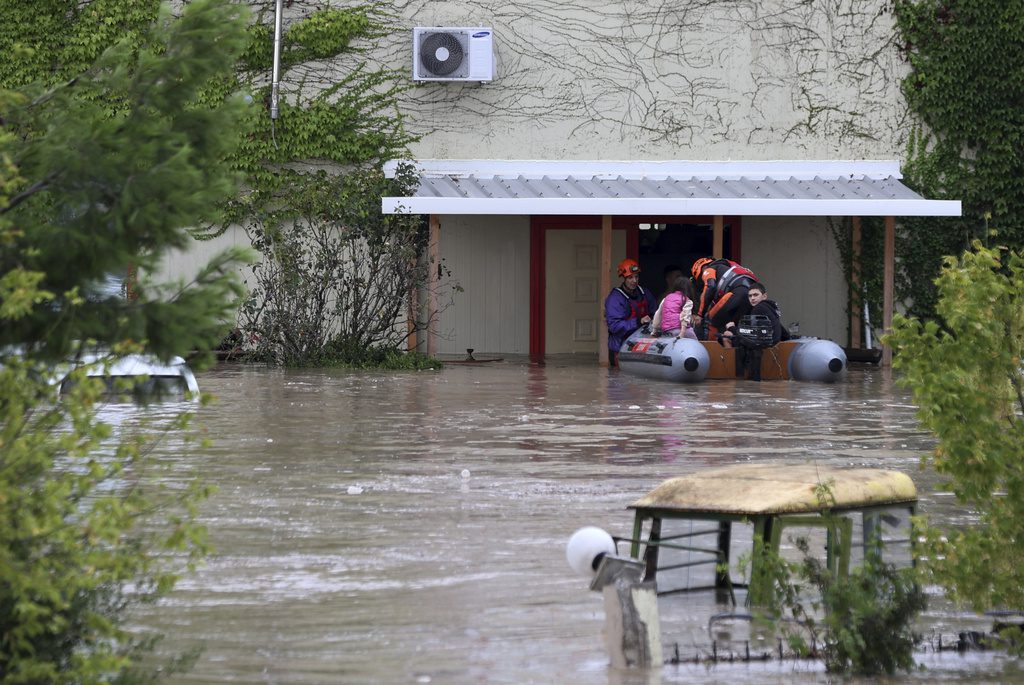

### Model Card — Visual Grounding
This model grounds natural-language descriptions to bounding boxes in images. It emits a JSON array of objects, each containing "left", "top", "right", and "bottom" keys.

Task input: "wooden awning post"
[
  {"left": 427, "top": 214, "right": 440, "bottom": 358},
  {"left": 882, "top": 216, "right": 895, "bottom": 367},
  {"left": 406, "top": 283, "right": 418, "bottom": 351},
  {"left": 599, "top": 215, "right": 612, "bottom": 366},
  {"left": 712, "top": 215, "right": 724, "bottom": 258},
  {"left": 850, "top": 217, "right": 862, "bottom": 349}
]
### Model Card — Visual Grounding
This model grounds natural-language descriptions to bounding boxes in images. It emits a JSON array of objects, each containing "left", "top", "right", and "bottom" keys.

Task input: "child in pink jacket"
[{"left": 651, "top": 275, "right": 698, "bottom": 339}]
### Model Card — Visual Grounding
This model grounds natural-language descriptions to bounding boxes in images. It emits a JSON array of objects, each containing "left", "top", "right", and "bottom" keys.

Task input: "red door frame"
[{"left": 529, "top": 215, "right": 742, "bottom": 357}]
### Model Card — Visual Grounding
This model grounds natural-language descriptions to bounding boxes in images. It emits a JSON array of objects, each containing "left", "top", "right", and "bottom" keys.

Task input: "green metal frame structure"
[{"left": 626, "top": 502, "right": 915, "bottom": 606}]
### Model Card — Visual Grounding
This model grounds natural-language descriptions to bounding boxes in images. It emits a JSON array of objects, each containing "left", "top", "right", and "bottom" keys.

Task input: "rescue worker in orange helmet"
[
  {"left": 691, "top": 256, "right": 758, "bottom": 338},
  {"left": 604, "top": 258, "right": 657, "bottom": 367}
]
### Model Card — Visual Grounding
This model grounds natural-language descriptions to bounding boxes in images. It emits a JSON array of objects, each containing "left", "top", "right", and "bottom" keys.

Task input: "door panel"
[{"left": 545, "top": 229, "right": 626, "bottom": 354}]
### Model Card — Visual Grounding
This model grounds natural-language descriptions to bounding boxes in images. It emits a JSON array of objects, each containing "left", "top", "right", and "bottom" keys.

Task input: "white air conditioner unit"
[{"left": 413, "top": 27, "right": 494, "bottom": 82}]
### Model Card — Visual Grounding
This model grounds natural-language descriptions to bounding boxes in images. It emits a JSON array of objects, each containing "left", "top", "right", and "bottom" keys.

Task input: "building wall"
[
  {"left": 389, "top": 0, "right": 908, "bottom": 160},
  {"left": 741, "top": 217, "right": 848, "bottom": 344},
  {"left": 152, "top": 226, "right": 255, "bottom": 293},
  {"left": 157, "top": 0, "right": 905, "bottom": 356}
]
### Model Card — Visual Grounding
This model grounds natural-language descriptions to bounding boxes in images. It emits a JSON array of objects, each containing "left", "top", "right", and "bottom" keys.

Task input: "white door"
[{"left": 545, "top": 229, "right": 626, "bottom": 354}]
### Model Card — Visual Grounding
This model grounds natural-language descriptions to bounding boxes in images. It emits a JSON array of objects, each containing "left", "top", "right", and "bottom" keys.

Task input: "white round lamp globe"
[{"left": 566, "top": 526, "right": 616, "bottom": 577}]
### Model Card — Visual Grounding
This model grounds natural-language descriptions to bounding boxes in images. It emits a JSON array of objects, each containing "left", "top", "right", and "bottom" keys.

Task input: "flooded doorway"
[{"left": 636, "top": 219, "right": 742, "bottom": 298}]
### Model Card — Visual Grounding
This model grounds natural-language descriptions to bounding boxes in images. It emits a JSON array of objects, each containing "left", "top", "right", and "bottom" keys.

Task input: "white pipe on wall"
[{"left": 270, "top": 0, "right": 283, "bottom": 120}]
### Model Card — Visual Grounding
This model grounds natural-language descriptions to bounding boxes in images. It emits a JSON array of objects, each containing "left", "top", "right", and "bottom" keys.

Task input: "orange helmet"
[
  {"left": 617, "top": 258, "right": 641, "bottom": 278},
  {"left": 691, "top": 257, "right": 713, "bottom": 280}
]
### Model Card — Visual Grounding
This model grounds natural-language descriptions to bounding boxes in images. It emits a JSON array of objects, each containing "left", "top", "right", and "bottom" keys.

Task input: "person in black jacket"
[{"left": 721, "top": 282, "right": 786, "bottom": 380}]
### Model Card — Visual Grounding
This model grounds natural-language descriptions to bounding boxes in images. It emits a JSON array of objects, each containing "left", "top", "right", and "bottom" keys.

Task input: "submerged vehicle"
[
  {"left": 566, "top": 463, "right": 918, "bottom": 662},
  {"left": 617, "top": 328, "right": 846, "bottom": 383},
  {"left": 57, "top": 352, "right": 199, "bottom": 399},
  {"left": 570, "top": 463, "right": 916, "bottom": 602},
  {"left": 625, "top": 463, "right": 916, "bottom": 602}
]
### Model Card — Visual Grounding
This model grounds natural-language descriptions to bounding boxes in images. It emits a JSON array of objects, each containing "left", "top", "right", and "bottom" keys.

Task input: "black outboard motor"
[
  {"left": 735, "top": 314, "right": 774, "bottom": 381},
  {"left": 736, "top": 315, "right": 774, "bottom": 349}
]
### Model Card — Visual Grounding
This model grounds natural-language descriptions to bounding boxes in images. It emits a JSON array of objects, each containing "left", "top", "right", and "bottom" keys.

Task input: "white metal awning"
[{"left": 381, "top": 159, "right": 962, "bottom": 217}]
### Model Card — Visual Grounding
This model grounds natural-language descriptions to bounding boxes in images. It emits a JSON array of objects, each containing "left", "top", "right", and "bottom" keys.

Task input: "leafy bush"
[
  {"left": 744, "top": 486, "right": 926, "bottom": 675},
  {"left": 888, "top": 242, "right": 1024, "bottom": 613}
]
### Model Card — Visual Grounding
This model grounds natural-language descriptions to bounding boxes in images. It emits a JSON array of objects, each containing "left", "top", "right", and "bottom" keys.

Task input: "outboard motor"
[
  {"left": 735, "top": 314, "right": 775, "bottom": 349},
  {"left": 733, "top": 314, "right": 775, "bottom": 381}
]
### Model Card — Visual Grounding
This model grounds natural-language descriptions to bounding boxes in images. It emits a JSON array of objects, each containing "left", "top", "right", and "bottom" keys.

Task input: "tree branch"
[{"left": 1, "top": 175, "right": 57, "bottom": 214}]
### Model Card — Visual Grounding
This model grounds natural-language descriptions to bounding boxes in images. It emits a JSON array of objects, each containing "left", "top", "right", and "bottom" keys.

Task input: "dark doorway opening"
[{"left": 637, "top": 220, "right": 741, "bottom": 298}]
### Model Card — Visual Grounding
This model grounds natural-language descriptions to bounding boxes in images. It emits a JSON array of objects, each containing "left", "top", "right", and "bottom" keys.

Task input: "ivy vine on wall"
[{"left": 837, "top": 0, "right": 1024, "bottom": 333}]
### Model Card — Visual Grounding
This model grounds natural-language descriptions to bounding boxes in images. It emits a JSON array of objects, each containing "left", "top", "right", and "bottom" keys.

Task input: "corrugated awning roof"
[{"left": 381, "top": 160, "right": 961, "bottom": 217}]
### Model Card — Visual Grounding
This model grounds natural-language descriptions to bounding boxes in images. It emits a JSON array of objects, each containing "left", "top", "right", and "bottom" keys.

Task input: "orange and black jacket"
[{"left": 695, "top": 259, "right": 757, "bottom": 319}]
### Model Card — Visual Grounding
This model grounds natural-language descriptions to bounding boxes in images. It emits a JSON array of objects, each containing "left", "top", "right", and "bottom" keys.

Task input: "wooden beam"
[
  {"left": 427, "top": 214, "right": 440, "bottom": 358},
  {"left": 529, "top": 221, "right": 546, "bottom": 357},
  {"left": 882, "top": 215, "right": 895, "bottom": 367},
  {"left": 599, "top": 215, "right": 612, "bottom": 366},
  {"left": 712, "top": 215, "right": 724, "bottom": 258},
  {"left": 850, "top": 217, "right": 862, "bottom": 349},
  {"left": 406, "top": 287, "right": 417, "bottom": 351}
]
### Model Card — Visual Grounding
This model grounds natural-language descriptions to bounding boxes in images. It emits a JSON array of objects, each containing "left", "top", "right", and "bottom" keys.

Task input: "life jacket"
[
  {"left": 614, "top": 286, "right": 652, "bottom": 321},
  {"left": 697, "top": 259, "right": 757, "bottom": 315},
  {"left": 712, "top": 261, "right": 757, "bottom": 300}
]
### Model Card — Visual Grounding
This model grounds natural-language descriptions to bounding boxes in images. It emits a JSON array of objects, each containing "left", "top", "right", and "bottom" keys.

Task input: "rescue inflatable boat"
[
  {"left": 617, "top": 331, "right": 710, "bottom": 383},
  {"left": 617, "top": 329, "right": 846, "bottom": 383},
  {"left": 787, "top": 338, "right": 847, "bottom": 382}
]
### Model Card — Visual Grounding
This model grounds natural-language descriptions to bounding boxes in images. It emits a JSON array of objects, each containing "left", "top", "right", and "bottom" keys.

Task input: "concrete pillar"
[{"left": 602, "top": 578, "right": 662, "bottom": 669}]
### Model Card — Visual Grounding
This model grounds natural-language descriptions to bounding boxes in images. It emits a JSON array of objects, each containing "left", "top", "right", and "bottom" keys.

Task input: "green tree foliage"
[
  {"left": 239, "top": 165, "right": 438, "bottom": 366},
  {"left": 747, "top": 516, "right": 925, "bottom": 673},
  {"left": 0, "top": 1, "right": 253, "bottom": 681},
  {"left": 753, "top": 548, "right": 925, "bottom": 676},
  {"left": 887, "top": 241, "right": 1024, "bottom": 611},
  {"left": 835, "top": 1, "right": 1024, "bottom": 326},
  {"left": 0, "top": 0, "right": 251, "bottom": 363},
  {"left": 896, "top": 0, "right": 1024, "bottom": 316},
  {"left": 226, "top": 3, "right": 452, "bottom": 365}
]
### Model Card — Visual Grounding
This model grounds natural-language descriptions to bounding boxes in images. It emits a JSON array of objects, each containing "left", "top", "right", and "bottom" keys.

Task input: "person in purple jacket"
[{"left": 604, "top": 258, "right": 657, "bottom": 367}]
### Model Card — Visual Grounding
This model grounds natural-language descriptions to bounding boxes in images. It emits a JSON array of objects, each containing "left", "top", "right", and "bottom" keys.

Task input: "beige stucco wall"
[
  {"left": 387, "top": 0, "right": 909, "bottom": 160},
  {"left": 741, "top": 217, "right": 848, "bottom": 343},
  {"left": 152, "top": 226, "right": 255, "bottom": 294}
]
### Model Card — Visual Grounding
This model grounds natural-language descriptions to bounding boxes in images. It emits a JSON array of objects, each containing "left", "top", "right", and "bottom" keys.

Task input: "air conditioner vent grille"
[{"left": 419, "top": 32, "right": 466, "bottom": 76}]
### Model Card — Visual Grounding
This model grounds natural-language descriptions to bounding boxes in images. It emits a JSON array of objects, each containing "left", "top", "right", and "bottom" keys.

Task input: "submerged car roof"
[{"left": 629, "top": 463, "right": 917, "bottom": 516}]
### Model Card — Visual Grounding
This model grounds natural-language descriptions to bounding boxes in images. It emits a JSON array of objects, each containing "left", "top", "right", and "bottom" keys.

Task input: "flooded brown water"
[{"left": 120, "top": 359, "right": 1024, "bottom": 684}]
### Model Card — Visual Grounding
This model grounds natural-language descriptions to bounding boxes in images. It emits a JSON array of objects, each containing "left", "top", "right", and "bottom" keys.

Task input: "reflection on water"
[{"left": 112, "top": 359, "right": 1017, "bottom": 684}]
